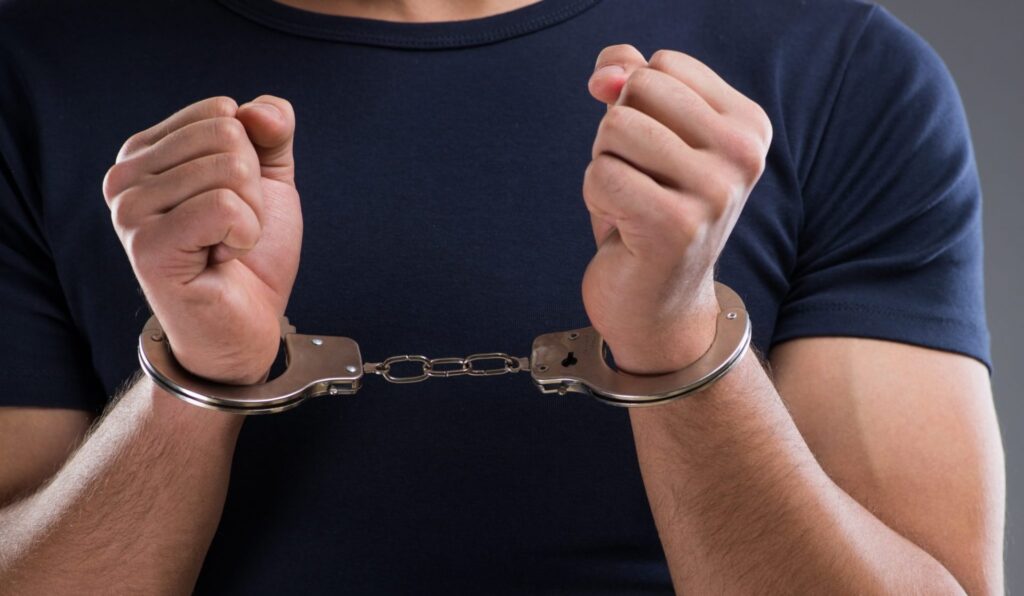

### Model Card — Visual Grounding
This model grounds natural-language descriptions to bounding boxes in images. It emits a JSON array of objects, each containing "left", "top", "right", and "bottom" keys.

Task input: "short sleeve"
[
  {"left": 0, "top": 49, "right": 107, "bottom": 411},
  {"left": 773, "top": 5, "right": 991, "bottom": 372}
]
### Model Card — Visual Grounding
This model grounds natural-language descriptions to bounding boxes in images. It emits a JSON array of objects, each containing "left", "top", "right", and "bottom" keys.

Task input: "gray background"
[{"left": 876, "top": 0, "right": 1023, "bottom": 591}]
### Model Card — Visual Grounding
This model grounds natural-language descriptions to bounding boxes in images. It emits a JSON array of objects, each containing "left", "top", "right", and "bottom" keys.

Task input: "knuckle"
[
  {"left": 752, "top": 104, "right": 774, "bottom": 145},
  {"left": 589, "top": 154, "right": 628, "bottom": 195},
  {"left": 211, "top": 117, "right": 248, "bottom": 149},
  {"left": 208, "top": 96, "right": 239, "bottom": 117},
  {"left": 103, "top": 161, "right": 132, "bottom": 200},
  {"left": 586, "top": 155, "right": 612, "bottom": 185},
  {"left": 620, "top": 68, "right": 655, "bottom": 103},
  {"left": 648, "top": 49, "right": 681, "bottom": 70},
  {"left": 123, "top": 226, "right": 151, "bottom": 262},
  {"left": 601, "top": 105, "right": 635, "bottom": 136},
  {"left": 109, "top": 190, "right": 137, "bottom": 231},
  {"left": 210, "top": 188, "right": 241, "bottom": 219},
  {"left": 582, "top": 160, "right": 601, "bottom": 198},
  {"left": 583, "top": 159, "right": 606, "bottom": 199},
  {"left": 721, "top": 127, "right": 767, "bottom": 181},
  {"left": 738, "top": 99, "right": 773, "bottom": 144},
  {"left": 218, "top": 153, "right": 251, "bottom": 185},
  {"left": 110, "top": 204, "right": 128, "bottom": 231},
  {"left": 118, "top": 132, "right": 147, "bottom": 160}
]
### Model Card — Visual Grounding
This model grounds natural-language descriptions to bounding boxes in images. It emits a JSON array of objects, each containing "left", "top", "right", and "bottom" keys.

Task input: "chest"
[{"left": 44, "top": 54, "right": 799, "bottom": 397}]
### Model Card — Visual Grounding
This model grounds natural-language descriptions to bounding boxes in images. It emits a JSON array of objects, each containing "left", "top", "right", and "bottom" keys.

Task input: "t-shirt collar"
[{"left": 215, "top": 0, "right": 604, "bottom": 49}]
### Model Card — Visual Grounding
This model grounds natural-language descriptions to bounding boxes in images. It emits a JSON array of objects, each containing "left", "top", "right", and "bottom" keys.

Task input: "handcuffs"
[{"left": 138, "top": 282, "right": 751, "bottom": 415}]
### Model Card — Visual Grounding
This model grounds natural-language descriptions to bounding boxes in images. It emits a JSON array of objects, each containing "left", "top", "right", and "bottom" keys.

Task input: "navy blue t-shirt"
[{"left": 0, "top": 0, "right": 990, "bottom": 593}]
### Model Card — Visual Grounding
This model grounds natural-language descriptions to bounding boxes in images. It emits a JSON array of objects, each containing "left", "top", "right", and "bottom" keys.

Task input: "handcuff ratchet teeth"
[{"left": 138, "top": 282, "right": 751, "bottom": 415}]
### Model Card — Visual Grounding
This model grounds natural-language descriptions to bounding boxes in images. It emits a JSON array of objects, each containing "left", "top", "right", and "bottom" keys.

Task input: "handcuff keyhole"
[{"left": 561, "top": 351, "right": 578, "bottom": 367}]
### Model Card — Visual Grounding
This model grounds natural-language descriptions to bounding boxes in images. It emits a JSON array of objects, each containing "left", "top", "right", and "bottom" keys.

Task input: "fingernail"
[{"left": 593, "top": 64, "right": 625, "bottom": 77}]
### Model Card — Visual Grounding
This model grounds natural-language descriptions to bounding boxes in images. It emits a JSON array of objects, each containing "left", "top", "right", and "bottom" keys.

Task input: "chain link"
[{"left": 364, "top": 351, "right": 528, "bottom": 384}]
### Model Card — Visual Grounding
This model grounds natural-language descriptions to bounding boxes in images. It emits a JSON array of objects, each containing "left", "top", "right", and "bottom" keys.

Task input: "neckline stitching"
[{"left": 217, "top": 0, "right": 602, "bottom": 49}]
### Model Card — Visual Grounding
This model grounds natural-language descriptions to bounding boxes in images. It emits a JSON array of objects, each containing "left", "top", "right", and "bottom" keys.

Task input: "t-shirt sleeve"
[
  {"left": 772, "top": 4, "right": 991, "bottom": 372},
  {"left": 0, "top": 54, "right": 107, "bottom": 412}
]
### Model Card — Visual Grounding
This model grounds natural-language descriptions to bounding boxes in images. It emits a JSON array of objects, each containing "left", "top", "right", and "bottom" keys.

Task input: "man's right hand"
[{"left": 103, "top": 95, "right": 303, "bottom": 385}]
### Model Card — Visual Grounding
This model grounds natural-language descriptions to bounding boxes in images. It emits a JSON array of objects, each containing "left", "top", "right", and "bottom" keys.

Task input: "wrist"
[
  {"left": 174, "top": 349, "right": 275, "bottom": 386},
  {"left": 609, "top": 296, "right": 720, "bottom": 375}
]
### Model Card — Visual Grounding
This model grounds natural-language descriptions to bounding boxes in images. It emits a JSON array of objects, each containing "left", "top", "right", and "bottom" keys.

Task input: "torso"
[{"left": 0, "top": 0, "right": 875, "bottom": 591}]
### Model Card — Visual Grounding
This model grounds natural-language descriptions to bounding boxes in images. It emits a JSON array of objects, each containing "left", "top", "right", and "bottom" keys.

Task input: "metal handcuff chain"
[
  {"left": 138, "top": 282, "right": 751, "bottom": 415},
  {"left": 370, "top": 352, "right": 527, "bottom": 384}
]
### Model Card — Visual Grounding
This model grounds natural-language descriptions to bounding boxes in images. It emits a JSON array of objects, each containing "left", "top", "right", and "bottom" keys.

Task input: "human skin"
[
  {"left": 0, "top": 1, "right": 1005, "bottom": 593},
  {"left": 273, "top": 0, "right": 541, "bottom": 21},
  {"left": 585, "top": 45, "right": 1002, "bottom": 594},
  {"left": 0, "top": 95, "right": 298, "bottom": 592}
]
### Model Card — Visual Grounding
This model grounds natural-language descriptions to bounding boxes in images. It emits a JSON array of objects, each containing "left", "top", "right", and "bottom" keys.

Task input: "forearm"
[
  {"left": 623, "top": 348, "right": 965, "bottom": 594},
  {"left": 0, "top": 373, "right": 243, "bottom": 594}
]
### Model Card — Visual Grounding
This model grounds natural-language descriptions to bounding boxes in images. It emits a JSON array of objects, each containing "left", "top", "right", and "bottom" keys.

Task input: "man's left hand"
[{"left": 581, "top": 45, "right": 772, "bottom": 374}]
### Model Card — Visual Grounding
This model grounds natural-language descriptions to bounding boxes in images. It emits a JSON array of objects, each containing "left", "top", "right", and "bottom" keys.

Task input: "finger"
[
  {"left": 589, "top": 211, "right": 616, "bottom": 248},
  {"left": 582, "top": 153, "right": 701, "bottom": 259},
  {"left": 646, "top": 50, "right": 748, "bottom": 115},
  {"left": 118, "top": 96, "right": 238, "bottom": 161},
  {"left": 139, "top": 189, "right": 262, "bottom": 273},
  {"left": 127, "top": 117, "right": 256, "bottom": 178},
  {"left": 588, "top": 44, "right": 648, "bottom": 106},
  {"left": 617, "top": 67, "right": 724, "bottom": 150},
  {"left": 107, "top": 117, "right": 256, "bottom": 198},
  {"left": 592, "top": 105, "right": 714, "bottom": 191},
  {"left": 114, "top": 151, "right": 264, "bottom": 229},
  {"left": 235, "top": 95, "right": 296, "bottom": 183}
]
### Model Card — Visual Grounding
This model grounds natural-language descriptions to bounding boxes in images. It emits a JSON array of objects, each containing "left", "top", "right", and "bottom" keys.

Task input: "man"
[{"left": 0, "top": 0, "right": 1004, "bottom": 593}]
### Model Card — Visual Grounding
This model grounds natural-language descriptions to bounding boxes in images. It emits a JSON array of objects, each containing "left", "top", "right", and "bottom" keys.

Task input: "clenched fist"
[
  {"left": 103, "top": 96, "right": 303, "bottom": 385},
  {"left": 581, "top": 46, "right": 772, "bottom": 374}
]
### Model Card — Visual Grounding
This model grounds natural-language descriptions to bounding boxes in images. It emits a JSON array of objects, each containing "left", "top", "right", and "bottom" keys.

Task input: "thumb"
[
  {"left": 236, "top": 95, "right": 296, "bottom": 184},
  {"left": 587, "top": 44, "right": 648, "bottom": 106}
]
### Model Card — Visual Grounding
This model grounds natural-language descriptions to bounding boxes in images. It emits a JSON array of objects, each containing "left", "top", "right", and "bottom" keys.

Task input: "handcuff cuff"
[{"left": 138, "top": 282, "right": 751, "bottom": 415}]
